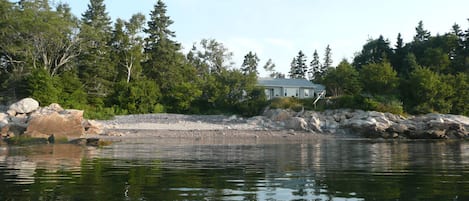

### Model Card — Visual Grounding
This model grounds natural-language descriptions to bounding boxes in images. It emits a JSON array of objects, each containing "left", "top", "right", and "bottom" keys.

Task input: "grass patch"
[{"left": 5, "top": 136, "right": 48, "bottom": 145}]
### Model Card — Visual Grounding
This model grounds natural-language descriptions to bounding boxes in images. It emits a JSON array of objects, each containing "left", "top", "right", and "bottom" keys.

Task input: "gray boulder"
[
  {"left": 0, "top": 113, "right": 8, "bottom": 127},
  {"left": 285, "top": 117, "right": 308, "bottom": 131},
  {"left": 9, "top": 98, "right": 39, "bottom": 114}
]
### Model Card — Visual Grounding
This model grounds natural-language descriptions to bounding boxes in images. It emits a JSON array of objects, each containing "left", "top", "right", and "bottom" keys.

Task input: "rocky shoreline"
[
  {"left": 262, "top": 108, "right": 469, "bottom": 139},
  {"left": 1, "top": 98, "right": 469, "bottom": 144}
]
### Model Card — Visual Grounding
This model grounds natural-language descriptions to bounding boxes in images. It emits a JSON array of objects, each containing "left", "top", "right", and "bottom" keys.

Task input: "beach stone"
[
  {"left": 83, "top": 120, "right": 104, "bottom": 135},
  {"left": 6, "top": 109, "right": 16, "bottom": 117},
  {"left": 269, "top": 109, "right": 292, "bottom": 121},
  {"left": 309, "top": 114, "right": 322, "bottom": 132},
  {"left": 24, "top": 109, "right": 84, "bottom": 139},
  {"left": 9, "top": 98, "right": 39, "bottom": 114},
  {"left": 285, "top": 117, "right": 308, "bottom": 131},
  {"left": 10, "top": 115, "right": 28, "bottom": 125},
  {"left": 47, "top": 103, "right": 64, "bottom": 112},
  {"left": 1, "top": 124, "right": 27, "bottom": 138},
  {"left": 0, "top": 113, "right": 8, "bottom": 127}
]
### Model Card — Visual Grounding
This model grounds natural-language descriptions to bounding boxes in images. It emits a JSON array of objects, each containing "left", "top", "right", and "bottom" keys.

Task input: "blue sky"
[{"left": 61, "top": 0, "right": 469, "bottom": 76}]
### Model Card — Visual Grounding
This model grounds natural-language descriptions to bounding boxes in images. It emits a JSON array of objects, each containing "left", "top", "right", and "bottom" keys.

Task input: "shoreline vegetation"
[
  {"left": 0, "top": 0, "right": 468, "bottom": 145},
  {"left": 0, "top": 0, "right": 468, "bottom": 122},
  {"left": 1, "top": 98, "right": 468, "bottom": 146}
]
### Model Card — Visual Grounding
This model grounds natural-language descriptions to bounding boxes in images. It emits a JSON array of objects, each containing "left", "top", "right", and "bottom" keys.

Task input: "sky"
[{"left": 60, "top": 0, "right": 469, "bottom": 77}]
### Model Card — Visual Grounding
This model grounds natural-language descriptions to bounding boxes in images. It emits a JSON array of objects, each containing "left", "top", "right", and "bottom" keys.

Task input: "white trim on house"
[{"left": 258, "top": 78, "right": 326, "bottom": 100}]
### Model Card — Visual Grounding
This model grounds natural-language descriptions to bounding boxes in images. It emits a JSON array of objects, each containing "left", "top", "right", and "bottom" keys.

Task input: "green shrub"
[
  {"left": 152, "top": 103, "right": 165, "bottom": 113},
  {"left": 325, "top": 95, "right": 404, "bottom": 115},
  {"left": 82, "top": 106, "right": 116, "bottom": 120},
  {"left": 269, "top": 97, "right": 303, "bottom": 112},
  {"left": 5, "top": 136, "right": 48, "bottom": 145}
]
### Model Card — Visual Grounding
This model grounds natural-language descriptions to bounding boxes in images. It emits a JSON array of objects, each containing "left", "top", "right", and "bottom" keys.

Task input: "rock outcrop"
[
  {"left": 8, "top": 98, "right": 39, "bottom": 114},
  {"left": 24, "top": 109, "right": 84, "bottom": 139},
  {"left": 1, "top": 98, "right": 104, "bottom": 142},
  {"left": 260, "top": 108, "right": 469, "bottom": 139}
]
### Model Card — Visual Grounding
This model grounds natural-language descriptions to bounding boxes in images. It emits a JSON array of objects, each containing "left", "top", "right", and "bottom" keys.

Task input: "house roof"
[{"left": 258, "top": 78, "right": 326, "bottom": 91}]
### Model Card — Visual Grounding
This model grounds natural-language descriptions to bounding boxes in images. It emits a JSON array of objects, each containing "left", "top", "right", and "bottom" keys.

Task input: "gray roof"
[{"left": 258, "top": 78, "right": 326, "bottom": 90}]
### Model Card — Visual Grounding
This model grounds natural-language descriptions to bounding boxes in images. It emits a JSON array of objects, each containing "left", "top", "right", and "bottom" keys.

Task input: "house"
[{"left": 258, "top": 78, "right": 326, "bottom": 100}]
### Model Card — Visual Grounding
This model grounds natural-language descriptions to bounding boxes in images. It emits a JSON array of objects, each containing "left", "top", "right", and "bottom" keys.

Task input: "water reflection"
[{"left": 1, "top": 137, "right": 469, "bottom": 200}]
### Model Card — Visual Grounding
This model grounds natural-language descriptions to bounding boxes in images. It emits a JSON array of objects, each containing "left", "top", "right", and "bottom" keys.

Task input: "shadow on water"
[{"left": 1, "top": 136, "right": 469, "bottom": 200}]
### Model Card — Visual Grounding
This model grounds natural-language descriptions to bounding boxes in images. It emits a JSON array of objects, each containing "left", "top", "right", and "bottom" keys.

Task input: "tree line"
[
  {"left": 302, "top": 21, "right": 468, "bottom": 115},
  {"left": 0, "top": 0, "right": 468, "bottom": 117},
  {"left": 0, "top": 0, "right": 268, "bottom": 118}
]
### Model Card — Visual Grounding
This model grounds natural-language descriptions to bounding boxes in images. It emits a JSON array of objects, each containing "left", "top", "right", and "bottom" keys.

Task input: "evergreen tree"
[
  {"left": 78, "top": 0, "right": 114, "bottom": 105},
  {"left": 143, "top": 0, "right": 201, "bottom": 113},
  {"left": 308, "top": 50, "right": 321, "bottom": 80},
  {"left": 241, "top": 51, "right": 260, "bottom": 75},
  {"left": 289, "top": 51, "right": 307, "bottom": 79},
  {"left": 288, "top": 57, "right": 297, "bottom": 78},
  {"left": 400, "top": 53, "right": 420, "bottom": 77},
  {"left": 391, "top": 33, "right": 408, "bottom": 76},
  {"left": 414, "top": 20, "right": 431, "bottom": 43},
  {"left": 323, "top": 45, "right": 333, "bottom": 69}
]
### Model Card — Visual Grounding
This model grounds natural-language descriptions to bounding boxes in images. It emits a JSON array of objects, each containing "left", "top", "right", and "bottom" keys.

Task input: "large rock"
[
  {"left": 1, "top": 124, "right": 27, "bottom": 138},
  {"left": 24, "top": 109, "right": 84, "bottom": 140},
  {"left": 6, "top": 110, "right": 16, "bottom": 117},
  {"left": 266, "top": 109, "right": 293, "bottom": 122},
  {"left": 309, "top": 114, "right": 322, "bottom": 132},
  {"left": 0, "top": 113, "right": 8, "bottom": 127},
  {"left": 285, "top": 117, "right": 308, "bottom": 131},
  {"left": 9, "top": 98, "right": 39, "bottom": 114},
  {"left": 83, "top": 120, "right": 104, "bottom": 135}
]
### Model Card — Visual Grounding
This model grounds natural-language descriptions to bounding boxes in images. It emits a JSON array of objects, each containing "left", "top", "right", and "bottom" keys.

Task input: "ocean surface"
[{"left": 1, "top": 136, "right": 469, "bottom": 200}]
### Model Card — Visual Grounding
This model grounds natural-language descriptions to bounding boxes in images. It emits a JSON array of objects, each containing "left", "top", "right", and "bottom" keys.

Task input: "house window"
[
  {"left": 285, "top": 88, "right": 297, "bottom": 97},
  {"left": 304, "top": 89, "right": 309, "bottom": 97}
]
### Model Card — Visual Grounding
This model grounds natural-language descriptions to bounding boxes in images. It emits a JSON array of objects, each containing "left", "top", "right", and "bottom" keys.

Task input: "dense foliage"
[
  {"left": 0, "top": 0, "right": 267, "bottom": 118},
  {"left": 0, "top": 0, "right": 468, "bottom": 117},
  {"left": 314, "top": 21, "right": 468, "bottom": 115}
]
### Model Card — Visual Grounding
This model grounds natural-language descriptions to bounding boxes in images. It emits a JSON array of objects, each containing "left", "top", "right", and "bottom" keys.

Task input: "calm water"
[{"left": 1, "top": 136, "right": 469, "bottom": 201}]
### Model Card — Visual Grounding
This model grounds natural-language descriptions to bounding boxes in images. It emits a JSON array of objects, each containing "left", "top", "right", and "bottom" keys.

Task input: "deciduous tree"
[
  {"left": 360, "top": 62, "right": 399, "bottom": 95},
  {"left": 321, "top": 59, "right": 361, "bottom": 97}
]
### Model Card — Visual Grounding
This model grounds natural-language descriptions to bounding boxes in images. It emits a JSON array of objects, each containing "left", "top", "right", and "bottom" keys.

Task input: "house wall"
[
  {"left": 284, "top": 88, "right": 299, "bottom": 97},
  {"left": 263, "top": 87, "right": 318, "bottom": 100},
  {"left": 264, "top": 87, "right": 283, "bottom": 100},
  {"left": 300, "top": 88, "right": 313, "bottom": 99}
]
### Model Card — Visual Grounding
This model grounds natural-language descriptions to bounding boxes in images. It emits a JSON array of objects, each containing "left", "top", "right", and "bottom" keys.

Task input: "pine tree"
[
  {"left": 414, "top": 20, "right": 431, "bottom": 42},
  {"left": 143, "top": 0, "right": 181, "bottom": 85},
  {"left": 78, "top": 0, "right": 114, "bottom": 104},
  {"left": 323, "top": 45, "right": 333, "bottom": 70},
  {"left": 241, "top": 51, "right": 260, "bottom": 75},
  {"left": 308, "top": 50, "right": 321, "bottom": 80},
  {"left": 289, "top": 51, "right": 307, "bottom": 79},
  {"left": 391, "top": 33, "right": 408, "bottom": 76},
  {"left": 143, "top": 0, "right": 201, "bottom": 113}
]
